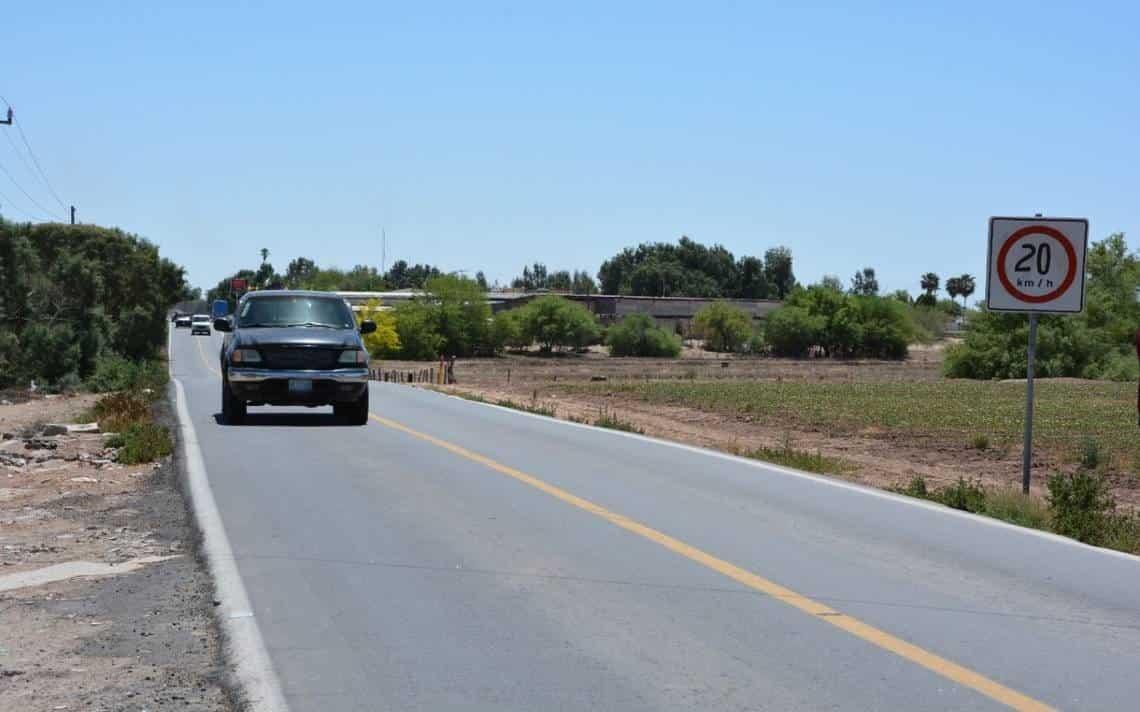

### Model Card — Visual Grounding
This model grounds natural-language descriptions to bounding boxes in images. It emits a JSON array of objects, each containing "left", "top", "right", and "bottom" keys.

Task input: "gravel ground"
[{"left": 0, "top": 391, "right": 235, "bottom": 711}]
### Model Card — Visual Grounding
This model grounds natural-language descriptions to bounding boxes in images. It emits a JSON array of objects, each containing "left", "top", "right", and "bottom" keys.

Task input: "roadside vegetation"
[
  {"left": 560, "top": 379, "right": 1139, "bottom": 475},
  {"left": 0, "top": 219, "right": 193, "bottom": 392},
  {"left": 741, "top": 438, "right": 853, "bottom": 476},
  {"left": 945, "top": 233, "right": 1138, "bottom": 381},
  {"left": 81, "top": 365, "right": 173, "bottom": 464},
  {"left": 891, "top": 470, "right": 1140, "bottom": 555}
]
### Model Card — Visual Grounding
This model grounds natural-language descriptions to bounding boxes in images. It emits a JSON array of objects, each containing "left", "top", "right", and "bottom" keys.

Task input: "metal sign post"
[
  {"left": 1021, "top": 314, "right": 1037, "bottom": 494},
  {"left": 987, "top": 216, "right": 1088, "bottom": 495}
]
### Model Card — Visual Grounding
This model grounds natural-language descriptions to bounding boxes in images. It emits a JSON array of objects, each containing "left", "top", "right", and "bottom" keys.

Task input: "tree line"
[{"left": 0, "top": 219, "right": 192, "bottom": 389}]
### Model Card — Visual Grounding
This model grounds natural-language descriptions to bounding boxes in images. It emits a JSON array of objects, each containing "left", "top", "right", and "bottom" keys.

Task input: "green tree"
[
  {"left": 424, "top": 274, "right": 492, "bottom": 357},
  {"left": 850, "top": 267, "right": 879, "bottom": 296},
  {"left": 692, "top": 302, "right": 753, "bottom": 352},
  {"left": 762, "top": 246, "right": 796, "bottom": 299},
  {"left": 605, "top": 313, "right": 682, "bottom": 357},
  {"left": 917, "top": 272, "right": 940, "bottom": 306},
  {"left": 393, "top": 300, "right": 442, "bottom": 360},
  {"left": 490, "top": 310, "right": 528, "bottom": 352},
  {"left": 518, "top": 296, "right": 600, "bottom": 352},
  {"left": 764, "top": 306, "right": 822, "bottom": 357}
]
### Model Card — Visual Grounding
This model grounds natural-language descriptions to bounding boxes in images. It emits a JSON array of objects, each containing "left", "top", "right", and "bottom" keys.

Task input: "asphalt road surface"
[{"left": 171, "top": 328, "right": 1140, "bottom": 711}]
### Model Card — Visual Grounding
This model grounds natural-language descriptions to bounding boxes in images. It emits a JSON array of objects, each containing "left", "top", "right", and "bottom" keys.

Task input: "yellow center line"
[
  {"left": 368, "top": 411, "right": 1054, "bottom": 712},
  {"left": 193, "top": 333, "right": 222, "bottom": 377}
]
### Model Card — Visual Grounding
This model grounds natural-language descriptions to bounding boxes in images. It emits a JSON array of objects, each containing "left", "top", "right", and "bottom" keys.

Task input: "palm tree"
[
  {"left": 259, "top": 248, "right": 269, "bottom": 264},
  {"left": 957, "top": 273, "right": 976, "bottom": 310},
  {"left": 920, "top": 272, "right": 939, "bottom": 296}
]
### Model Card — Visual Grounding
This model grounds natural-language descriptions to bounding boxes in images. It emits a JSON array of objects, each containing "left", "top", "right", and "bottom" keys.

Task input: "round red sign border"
[{"left": 995, "top": 225, "right": 1078, "bottom": 304}]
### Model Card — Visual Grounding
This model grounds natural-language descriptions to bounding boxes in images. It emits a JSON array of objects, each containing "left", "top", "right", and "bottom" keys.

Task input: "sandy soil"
[
  {"left": 0, "top": 394, "right": 233, "bottom": 711},
  {"left": 373, "top": 347, "right": 1136, "bottom": 507}
]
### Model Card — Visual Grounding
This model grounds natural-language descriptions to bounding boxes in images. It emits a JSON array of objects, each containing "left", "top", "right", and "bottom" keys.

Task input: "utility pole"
[
  {"left": 70, "top": 205, "right": 76, "bottom": 225},
  {"left": 381, "top": 228, "right": 387, "bottom": 275}
]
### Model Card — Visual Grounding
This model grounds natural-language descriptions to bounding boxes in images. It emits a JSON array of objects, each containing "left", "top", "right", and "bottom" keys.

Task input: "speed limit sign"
[{"left": 987, "top": 217, "right": 1088, "bottom": 313}]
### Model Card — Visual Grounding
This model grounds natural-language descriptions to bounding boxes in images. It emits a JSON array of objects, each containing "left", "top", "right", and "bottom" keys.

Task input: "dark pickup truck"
[{"left": 214, "top": 291, "right": 376, "bottom": 425}]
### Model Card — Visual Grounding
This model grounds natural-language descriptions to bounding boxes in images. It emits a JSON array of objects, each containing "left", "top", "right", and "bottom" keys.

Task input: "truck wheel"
[
  {"left": 343, "top": 388, "right": 369, "bottom": 425},
  {"left": 221, "top": 378, "right": 246, "bottom": 424}
]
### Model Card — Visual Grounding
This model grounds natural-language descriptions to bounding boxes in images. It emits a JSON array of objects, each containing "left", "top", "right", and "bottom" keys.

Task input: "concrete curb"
[{"left": 170, "top": 329, "right": 289, "bottom": 711}]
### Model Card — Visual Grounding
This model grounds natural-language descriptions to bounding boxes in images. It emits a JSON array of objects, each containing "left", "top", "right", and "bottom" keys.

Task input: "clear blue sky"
[{"left": 2, "top": 1, "right": 1136, "bottom": 297}]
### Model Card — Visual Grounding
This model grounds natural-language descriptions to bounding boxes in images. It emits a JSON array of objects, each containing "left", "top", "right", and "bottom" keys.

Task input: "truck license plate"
[{"left": 288, "top": 379, "right": 313, "bottom": 394}]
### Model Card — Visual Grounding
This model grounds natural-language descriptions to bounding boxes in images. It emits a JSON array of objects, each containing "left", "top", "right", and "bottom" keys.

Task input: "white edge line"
[
  {"left": 170, "top": 326, "right": 291, "bottom": 711},
  {"left": 409, "top": 384, "right": 1140, "bottom": 565}
]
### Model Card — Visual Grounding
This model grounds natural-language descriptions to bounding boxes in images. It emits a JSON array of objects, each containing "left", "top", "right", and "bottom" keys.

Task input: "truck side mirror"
[{"left": 213, "top": 318, "right": 233, "bottom": 332}]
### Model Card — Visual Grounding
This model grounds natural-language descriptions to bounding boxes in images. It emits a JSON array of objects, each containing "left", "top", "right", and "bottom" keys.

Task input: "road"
[{"left": 171, "top": 328, "right": 1140, "bottom": 711}]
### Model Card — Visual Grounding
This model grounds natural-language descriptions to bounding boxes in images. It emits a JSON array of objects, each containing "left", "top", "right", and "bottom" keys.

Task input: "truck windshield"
[{"left": 237, "top": 296, "right": 355, "bottom": 329}]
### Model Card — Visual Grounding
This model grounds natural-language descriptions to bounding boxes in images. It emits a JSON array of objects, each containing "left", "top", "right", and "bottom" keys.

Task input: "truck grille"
[{"left": 258, "top": 347, "right": 340, "bottom": 370}]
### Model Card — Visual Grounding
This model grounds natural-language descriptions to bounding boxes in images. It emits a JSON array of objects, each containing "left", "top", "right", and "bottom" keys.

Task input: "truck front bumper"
[{"left": 227, "top": 368, "right": 370, "bottom": 406}]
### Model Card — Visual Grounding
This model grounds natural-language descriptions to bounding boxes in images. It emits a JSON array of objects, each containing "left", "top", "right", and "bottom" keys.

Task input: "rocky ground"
[{"left": 0, "top": 393, "right": 233, "bottom": 711}]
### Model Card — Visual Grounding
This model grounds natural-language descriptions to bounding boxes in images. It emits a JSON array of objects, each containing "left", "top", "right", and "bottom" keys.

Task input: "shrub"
[
  {"left": 518, "top": 296, "right": 600, "bottom": 352},
  {"left": 89, "top": 392, "right": 150, "bottom": 432},
  {"left": 87, "top": 353, "right": 138, "bottom": 392},
  {"left": 86, "top": 355, "right": 168, "bottom": 395},
  {"left": 937, "top": 477, "right": 987, "bottom": 513},
  {"left": 1047, "top": 470, "right": 1115, "bottom": 544},
  {"left": 970, "top": 434, "right": 990, "bottom": 451},
  {"left": 19, "top": 323, "right": 80, "bottom": 384},
  {"left": 692, "top": 302, "right": 753, "bottom": 352},
  {"left": 1079, "top": 437, "right": 1102, "bottom": 470},
  {"left": 112, "top": 421, "right": 173, "bottom": 464},
  {"left": 606, "top": 314, "right": 682, "bottom": 357},
  {"left": 764, "top": 306, "right": 822, "bottom": 357},
  {"left": 897, "top": 475, "right": 928, "bottom": 498},
  {"left": 983, "top": 490, "right": 1050, "bottom": 530},
  {"left": 593, "top": 408, "right": 644, "bottom": 433}
]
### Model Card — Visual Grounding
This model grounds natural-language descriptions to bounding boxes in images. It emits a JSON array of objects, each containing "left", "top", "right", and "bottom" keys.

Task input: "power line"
[
  {"left": 0, "top": 96, "right": 69, "bottom": 213},
  {"left": 0, "top": 157, "right": 62, "bottom": 221},
  {"left": 0, "top": 183, "right": 42, "bottom": 221}
]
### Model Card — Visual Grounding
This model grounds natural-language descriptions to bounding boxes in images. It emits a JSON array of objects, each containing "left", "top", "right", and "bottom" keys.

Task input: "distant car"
[
  {"left": 213, "top": 290, "right": 376, "bottom": 425},
  {"left": 175, "top": 314, "right": 192, "bottom": 328},
  {"left": 191, "top": 314, "right": 211, "bottom": 335}
]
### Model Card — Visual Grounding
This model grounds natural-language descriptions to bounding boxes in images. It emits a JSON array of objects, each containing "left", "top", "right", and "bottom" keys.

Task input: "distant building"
[{"left": 334, "top": 290, "right": 782, "bottom": 335}]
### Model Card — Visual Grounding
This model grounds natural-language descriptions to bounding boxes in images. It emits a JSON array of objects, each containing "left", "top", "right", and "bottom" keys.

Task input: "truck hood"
[{"left": 233, "top": 327, "right": 362, "bottom": 350}]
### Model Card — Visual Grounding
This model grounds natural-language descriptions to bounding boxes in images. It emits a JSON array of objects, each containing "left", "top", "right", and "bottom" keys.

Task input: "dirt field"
[
  {"left": 376, "top": 344, "right": 1140, "bottom": 508},
  {"left": 0, "top": 394, "right": 232, "bottom": 711}
]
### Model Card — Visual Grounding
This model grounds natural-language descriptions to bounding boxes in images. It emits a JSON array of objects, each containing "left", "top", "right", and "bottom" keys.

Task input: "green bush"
[
  {"left": 517, "top": 296, "right": 600, "bottom": 352},
  {"left": 606, "top": 314, "right": 682, "bottom": 357},
  {"left": 983, "top": 490, "right": 1050, "bottom": 530},
  {"left": 946, "top": 232, "right": 1138, "bottom": 380},
  {"left": 764, "top": 306, "right": 822, "bottom": 357},
  {"left": 112, "top": 421, "right": 173, "bottom": 464},
  {"left": 593, "top": 408, "right": 644, "bottom": 433},
  {"left": 692, "top": 302, "right": 753, "bottom": 352},
  {"left": 18, "top": 323, "right": 81, "bottom": 385},
  {"left": 1047, "top": 470, "right": 1115, "bottom": 544},
  {"left": 0, "top": 220, "right": 191, "bottom": 387},
  {"left": 938, "top": 477, "right": 987, "bottom": 513},
  {"left": 86, "top": 355, "right": 168, "bottom": 395},
  {"left": 89, "top": 391, "right": 150, "bottom": 432}
]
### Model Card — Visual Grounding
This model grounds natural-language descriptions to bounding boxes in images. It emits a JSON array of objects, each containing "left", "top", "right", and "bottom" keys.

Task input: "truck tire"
[{"left": 221, "top": 378, "right": 246, "bottom": 424}]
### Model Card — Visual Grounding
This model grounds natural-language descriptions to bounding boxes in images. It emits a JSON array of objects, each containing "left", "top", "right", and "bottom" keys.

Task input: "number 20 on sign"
[{"left": 986, "top": 217, "right": 1088, "bottom": 313}]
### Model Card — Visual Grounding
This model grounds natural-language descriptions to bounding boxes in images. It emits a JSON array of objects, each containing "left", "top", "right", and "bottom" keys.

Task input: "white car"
[{"left": 191, "top": 314, "right": 212, "bottom": 335}]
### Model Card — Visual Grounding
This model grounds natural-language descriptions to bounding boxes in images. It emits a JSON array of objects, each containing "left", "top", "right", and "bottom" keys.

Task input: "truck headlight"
[
  {"left": 232, "top": 348, "right": 261, "bottom": 364},
  {"left": 339, "top": 349, "right": 368, "bottom": 365}
]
